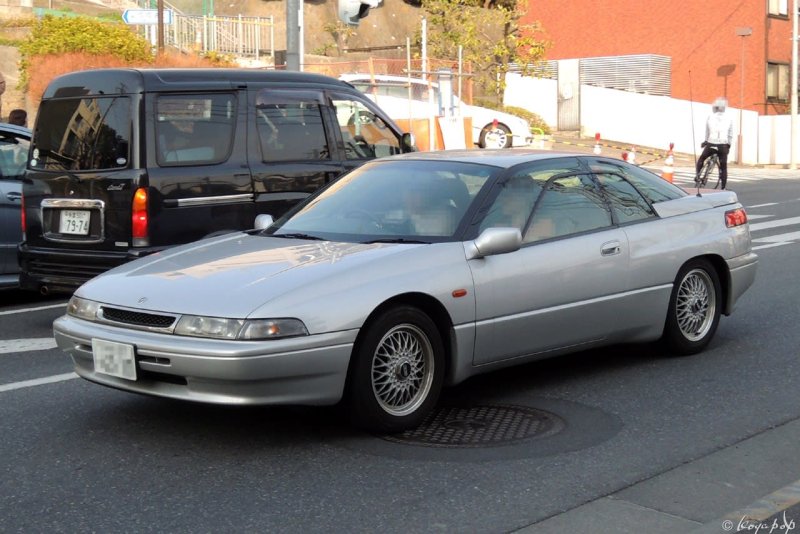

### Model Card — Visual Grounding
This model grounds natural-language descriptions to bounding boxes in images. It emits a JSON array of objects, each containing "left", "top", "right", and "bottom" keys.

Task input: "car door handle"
[
  {"left": 601, "top": 240, "right": 621, "bottom": 256},
  {"left": 6, "top": 192, "right": 21, "bottom": 202}
]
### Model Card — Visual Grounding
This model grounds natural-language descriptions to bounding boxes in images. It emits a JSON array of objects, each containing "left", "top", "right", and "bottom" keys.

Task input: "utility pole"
[
  {"left": 792, "top": 0, "right": 798, "bottom": 169},
  {"left": 286, "top": 0, "right": 300, "bottom": 71}
]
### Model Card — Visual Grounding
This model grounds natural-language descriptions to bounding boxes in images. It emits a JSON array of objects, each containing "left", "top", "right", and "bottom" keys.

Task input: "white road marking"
[
  {"left": 749, "top": 216, "right": 800, "bottom": 232},
  {"left": 0, "top": 302, "right": 67, "bottom": 316},
  {"left": 0, "top": 372, "right": 78, "bottom": 393},
  {"left": 753, "top": 230, "right": 800, "bottom": 243},
  {"left": 748, "top": 202, "right": 778, "bottom": 208},
  {"left": 752, "top": 242, "right": 792, "bottom": 251},
  {"left": 0, "top": 338, "right": 58, "bottom": 354},
  {"left": 746, "top": 214, "right": 772, "bottom": 220}
]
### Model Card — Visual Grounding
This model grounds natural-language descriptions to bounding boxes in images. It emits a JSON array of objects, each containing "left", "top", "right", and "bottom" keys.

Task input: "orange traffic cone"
[
  {"left": 593, "top": 132, "right": 602, "bottom": 155},
  {"left": 661, "top": 143, "right": 674, "bottom": 183},
  {"left": 629, "top": 146, "right": 637, "bottom": 165}
]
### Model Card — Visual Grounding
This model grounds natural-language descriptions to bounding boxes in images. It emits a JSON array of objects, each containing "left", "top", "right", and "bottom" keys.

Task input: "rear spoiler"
[{"left": 653, "top": 190, "right": 739, "bottom": 218}]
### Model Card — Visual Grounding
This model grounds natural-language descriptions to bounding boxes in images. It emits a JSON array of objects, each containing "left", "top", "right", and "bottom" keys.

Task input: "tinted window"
[
  {"left": 156, "top": 93, "right": 236, "bottom": 166},
  {"left": 30, "top": 97, "right": 131, "bottom": 171},
  {"left": 588, "top": 159, "right": 686, "bottom": 203},
  {"left": 256, "top": 101, "right": 329, "bottom": 162},
  {"left": 331, "top": 94, "right": 402, "bottom": 159},
  {"left": 524, "top": 173, "right": 612, "bottom": 243},
  {"left": 596, "top": 172, "right": 655, "bottom": 224},
  {"left": 0, "top": 130, "right": 29, "bottom": 179}
]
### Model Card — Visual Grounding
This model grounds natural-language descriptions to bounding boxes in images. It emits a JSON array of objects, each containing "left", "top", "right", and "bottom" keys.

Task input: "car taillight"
[
  {"left": 725, "top": 207, "right": 748, "bottom": 228},
  {"left": 132, "top": 187, "right": 149, "bottom": 246},
  {"left": 20, "top": 193, "right": 26, "bottom": 239}
]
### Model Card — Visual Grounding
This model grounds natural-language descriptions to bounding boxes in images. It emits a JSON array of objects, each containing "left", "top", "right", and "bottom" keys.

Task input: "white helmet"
[{"left": 712, "top": 97, "right": 728, "bottom": 113}]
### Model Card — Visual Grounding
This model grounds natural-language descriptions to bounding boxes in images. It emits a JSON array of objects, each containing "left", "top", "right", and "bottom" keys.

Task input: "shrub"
[{"left": 18, "top": 15, "right": 153, "bottom": 88}]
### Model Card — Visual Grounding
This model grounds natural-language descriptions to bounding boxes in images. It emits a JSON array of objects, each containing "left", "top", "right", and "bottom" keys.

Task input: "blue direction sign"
[{"left": 121, "top": 9, "right": 173, "bottom": 25}]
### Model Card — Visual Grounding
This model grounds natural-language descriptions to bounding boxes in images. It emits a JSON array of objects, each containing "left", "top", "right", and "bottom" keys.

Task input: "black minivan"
[{"left": 19, "top": 68, "right": 415, "bottom": 293}]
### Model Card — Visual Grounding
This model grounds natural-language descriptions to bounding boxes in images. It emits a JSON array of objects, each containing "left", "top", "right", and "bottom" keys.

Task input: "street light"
[{"left": 736, "top": 26, "right": 752, "bottom": 165}]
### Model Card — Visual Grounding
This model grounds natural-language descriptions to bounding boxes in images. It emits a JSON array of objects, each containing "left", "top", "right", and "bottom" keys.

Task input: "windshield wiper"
[
  {"left": 271, "top": 233, "right": 325, "bottom": 241},
  {"left": 362, "top": 238, "right": 430, "bottom": 244}
]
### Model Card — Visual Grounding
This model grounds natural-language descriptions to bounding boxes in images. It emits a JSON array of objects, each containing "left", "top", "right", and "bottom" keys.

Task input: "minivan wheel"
[
  {"left": 661, "top": 259, "right": 721, "bottom": 356},
  {"left": 347, "top": 306, "right": 444, "bottom": 433}
]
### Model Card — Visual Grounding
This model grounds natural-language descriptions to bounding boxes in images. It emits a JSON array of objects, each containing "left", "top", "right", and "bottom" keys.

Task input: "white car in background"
[{"left": 340, "top": 74, "right": 533, "bottom": 149}]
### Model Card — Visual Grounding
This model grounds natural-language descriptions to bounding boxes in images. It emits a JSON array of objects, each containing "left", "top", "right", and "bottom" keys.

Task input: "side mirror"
[
  {"left": 254, "top": 214, "right": 274, "bottom": 230},
  {"left": 402, "top": 132, "right": 417, "bottom": 152},
  {"left": 465, "top": 227, "right": 522, "bottom": 259}
]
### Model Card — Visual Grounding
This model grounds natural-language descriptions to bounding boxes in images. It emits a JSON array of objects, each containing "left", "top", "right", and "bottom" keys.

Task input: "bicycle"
[{"left": 695, "top": 145, "right": 722, "bottom": 189}]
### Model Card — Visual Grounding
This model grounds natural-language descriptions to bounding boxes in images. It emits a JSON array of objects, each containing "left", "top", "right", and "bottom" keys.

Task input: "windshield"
[
  {"left": 268, "top": 159, "right": 496, "bottom": 243},
  {"left": 30, "top": 96, "right": 131, "bottom": 171}
]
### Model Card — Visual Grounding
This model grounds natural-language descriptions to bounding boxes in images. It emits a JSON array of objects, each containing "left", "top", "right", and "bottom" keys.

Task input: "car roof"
[
  {"left": 43, "top": 69, "right": 355, "bottom": 98},
  {"left": 340, "top": 73, "right": 432, "bottom": 86},
  {"left": 386, "top": 149, "right": 592, "bottom": 169},
  {"left": 0, "top": 122, "right": 32, "bottom": 139}
]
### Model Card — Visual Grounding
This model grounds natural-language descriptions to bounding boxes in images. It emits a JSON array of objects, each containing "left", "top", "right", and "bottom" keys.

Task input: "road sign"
[{"left": 122, "top": 9, "right": 173, "bottom": 25}]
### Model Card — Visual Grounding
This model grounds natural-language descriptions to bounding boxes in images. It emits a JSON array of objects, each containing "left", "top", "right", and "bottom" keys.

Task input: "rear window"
[
  {"left": 588, "top": 159, "right": 687, "bottom": 204},
  {"left": 30, "top": 97, "right": 131, "bottom": 171}
]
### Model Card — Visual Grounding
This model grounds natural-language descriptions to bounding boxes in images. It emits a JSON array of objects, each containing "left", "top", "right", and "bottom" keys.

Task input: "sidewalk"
[{"left": 516, "top": 411, "right": 800, "bottom": 533}]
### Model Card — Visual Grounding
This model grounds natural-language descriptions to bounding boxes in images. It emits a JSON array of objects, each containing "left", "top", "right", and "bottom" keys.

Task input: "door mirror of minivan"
[
  {"left": 254, "top": 214, "right": 274, "bottom": 230},
  {"left": 402, "top": 132, "right": 416, "bottom": 152}
]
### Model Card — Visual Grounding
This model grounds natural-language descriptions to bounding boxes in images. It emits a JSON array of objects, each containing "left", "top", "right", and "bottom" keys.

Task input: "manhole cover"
[{"left": 382, "top": 404, "right": 565, "bottom": 448}]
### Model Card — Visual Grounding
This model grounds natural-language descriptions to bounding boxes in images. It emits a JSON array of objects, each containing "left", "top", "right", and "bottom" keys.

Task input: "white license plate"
[
  {"left": 92, "top": 338, "right": 137, "bottom": 381},
  {"left": 60, "top": 210, "right": 91, "bottom": 235}
]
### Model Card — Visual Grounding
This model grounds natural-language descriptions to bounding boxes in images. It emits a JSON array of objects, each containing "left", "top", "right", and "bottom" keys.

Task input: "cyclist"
[{"left": 695, "top": 97, "right": 734, "bottom": 189}]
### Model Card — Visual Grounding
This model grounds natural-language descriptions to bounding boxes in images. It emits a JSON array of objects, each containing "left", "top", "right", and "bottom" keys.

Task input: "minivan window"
[
  {"left": 255, "top": 101, "right": 329, "bottom": 161},
  {"left": 331, "top": 95, "right": 403, "bottom": 159},
  {"left": 156, "top": 93, "right": 236, "bottom": 166},
  {"left": 30, "top": 97, "right": 131, "bottom": 171}
]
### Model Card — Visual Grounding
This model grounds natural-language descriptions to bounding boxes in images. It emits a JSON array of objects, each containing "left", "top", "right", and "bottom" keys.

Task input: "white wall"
[{"left": 505, "top": 73, "right": 768, "bottom": 165}]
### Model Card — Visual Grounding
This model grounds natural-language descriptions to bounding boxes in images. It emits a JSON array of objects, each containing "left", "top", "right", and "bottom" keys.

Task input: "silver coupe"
[{"left": 54, "top": 150, "right": 758, "bottom": 432}]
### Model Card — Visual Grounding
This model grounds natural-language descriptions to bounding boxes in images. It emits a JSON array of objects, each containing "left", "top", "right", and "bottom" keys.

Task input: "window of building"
[
  {"left": 768, "top": 0, "right": 788, "bottom": 17},
  {"left": 767, "top": 62, "right": 790, "bottom": 102}
]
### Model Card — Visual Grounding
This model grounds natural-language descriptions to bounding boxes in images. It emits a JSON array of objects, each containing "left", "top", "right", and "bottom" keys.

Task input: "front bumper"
[{"left": 54, "top": 315, "right": 357, "bottom": 406}]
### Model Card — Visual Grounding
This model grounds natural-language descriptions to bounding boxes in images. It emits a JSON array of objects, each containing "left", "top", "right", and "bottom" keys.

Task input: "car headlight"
[
  {"left": 174, "top": 315, "right": 308, "bottom": 340},
  {"left": 175, "top": 315, "right": 244, "bottom": 339},
  {"left": 67, "top": 296, "right": 100, "bottom": 321}
]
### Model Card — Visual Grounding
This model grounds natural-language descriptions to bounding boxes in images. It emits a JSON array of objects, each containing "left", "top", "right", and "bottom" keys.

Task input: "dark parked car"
[
  {"left": 0, "top": 122, "right": 31, "bottom": 289},
  {"left": 19, "top": 68, "right": 415, "bottom": 294}
]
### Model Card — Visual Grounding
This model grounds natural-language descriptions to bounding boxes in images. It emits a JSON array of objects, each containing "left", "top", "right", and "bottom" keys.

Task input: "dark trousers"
[{"left": 696, "top": 143, "right": 730, "bottom": 188}]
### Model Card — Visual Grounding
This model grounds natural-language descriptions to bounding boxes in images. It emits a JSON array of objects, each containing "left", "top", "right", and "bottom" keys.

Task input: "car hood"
[{"left": 77, "top": 233, "right": 425, "bottom": 318}]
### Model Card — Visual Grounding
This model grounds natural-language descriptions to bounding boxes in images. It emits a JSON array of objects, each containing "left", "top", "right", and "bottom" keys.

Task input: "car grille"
[{"left": 100, "top": 307, "right": 177, "bottom": 329}]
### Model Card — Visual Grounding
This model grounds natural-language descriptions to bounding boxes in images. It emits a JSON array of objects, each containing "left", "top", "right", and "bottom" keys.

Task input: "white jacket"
[{"left": 706, "top": 111, "right": 734, "bottom": 145}]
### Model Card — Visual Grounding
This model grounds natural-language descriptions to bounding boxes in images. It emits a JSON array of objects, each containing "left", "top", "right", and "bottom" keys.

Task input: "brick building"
[{"left": 524, "top": 0, "right": 795, "bottom": 116}]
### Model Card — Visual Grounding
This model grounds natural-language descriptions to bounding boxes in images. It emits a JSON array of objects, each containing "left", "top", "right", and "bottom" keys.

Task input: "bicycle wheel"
[
  {"left": 710, "top": 157, "right": 722, "bottom": 189},
  {"left": 697, "top": 158, "right": 713, "bottom": 187}
]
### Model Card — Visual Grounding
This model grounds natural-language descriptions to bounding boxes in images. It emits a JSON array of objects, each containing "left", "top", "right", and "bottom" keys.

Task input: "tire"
[
  {"left": 661, "top": 259, "right": 721, "bottom": 355},
  {"left": 479, "top": 123, "right": 512, "bottom": 149},
  {"left": 347, "top": 306, "right": 444, "bottom": 433}
]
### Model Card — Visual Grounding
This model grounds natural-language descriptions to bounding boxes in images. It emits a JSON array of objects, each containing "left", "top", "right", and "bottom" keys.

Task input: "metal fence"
[{"left": 138, "top": 0, "right": 275, "bottom": 61}]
